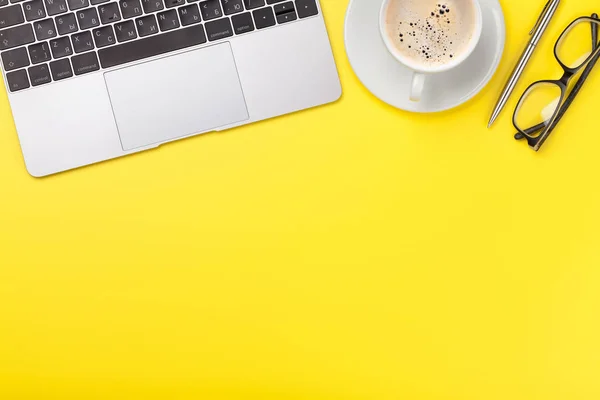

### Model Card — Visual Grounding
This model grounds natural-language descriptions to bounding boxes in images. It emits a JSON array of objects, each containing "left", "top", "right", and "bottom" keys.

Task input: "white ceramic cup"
[{"left": 379, "top": 0, "right": 483, "bottom": 102}]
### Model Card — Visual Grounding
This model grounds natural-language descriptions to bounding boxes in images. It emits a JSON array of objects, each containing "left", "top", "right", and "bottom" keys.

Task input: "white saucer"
[{"left": 344, "top": 0, "right": 506, "bottom": 113}]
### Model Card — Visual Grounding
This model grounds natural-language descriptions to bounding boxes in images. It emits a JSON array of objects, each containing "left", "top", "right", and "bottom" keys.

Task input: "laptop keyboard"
[{"left": 0, "top": 0, "right": 319, "bottom": 92}]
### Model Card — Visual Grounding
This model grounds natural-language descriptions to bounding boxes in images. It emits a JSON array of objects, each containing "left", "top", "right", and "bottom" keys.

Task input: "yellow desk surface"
[{"left": 2, "top": 1, "right": 600, "bottom": 399}]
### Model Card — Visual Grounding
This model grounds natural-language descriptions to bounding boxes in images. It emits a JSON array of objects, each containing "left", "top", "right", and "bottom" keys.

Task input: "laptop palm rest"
[{"left": 104, "top": 43, "right": 249, "bottom": 151}]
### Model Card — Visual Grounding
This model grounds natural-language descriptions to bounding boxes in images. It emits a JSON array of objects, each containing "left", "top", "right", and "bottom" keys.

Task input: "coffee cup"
[{"left": 379, "top": 0, "right": 483, "bottom": 102}]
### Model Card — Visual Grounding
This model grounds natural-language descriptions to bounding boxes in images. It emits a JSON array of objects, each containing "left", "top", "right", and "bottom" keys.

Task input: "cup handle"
[{"left": 410, "top": 72, "right": 426, "bottom": 102}]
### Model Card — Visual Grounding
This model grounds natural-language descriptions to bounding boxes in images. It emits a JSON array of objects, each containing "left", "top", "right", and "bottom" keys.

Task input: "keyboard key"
[
  {"left": 66, "top": 0, "right": 88, "bottom": 9},
  {"left": 135, "top": 14, "right": 157, "bottom": 36},
  {"left": 231, "top": 11, "right": 252, "bottom": 34},
  {"left": 0, "top": 24, "right": 35, "bottom": 50},
  {"left": 49, "top": 57, "right": 72, "bottom": 79},
  {"left": 33, "top": 18, "right": 57, "bottom": 39},
  {"left": 199, "top": 0, "right": 220, "bottom": 20},
  {"left": 205, "top": 15, "right": 230, "bottom": 40},
  {"left": 295, "top": 0, "right": 316, "bottom": 18},
  {"left": 242, "top": 0, "right": 262, "bottom": 9},
  {"left": 164, "top": 0, "right": 183, "bottom": 7},
  {"left": 0, "top": 4, "right": 25, "bottom": 28},
  {"left": 266, "top": 0, "right": 284, "bottom": 3},
  {"left": 157, "top": 9, "right": 178, "bottom": 31},
  {"left": 71, "top": 50, "right": 98, "bottom": 74},
  {"left": 23, "top": 0, "right": 46, "bottom": 21},
  {"left": 276, "top": 11, "right": 295, "bottom": 23},
  {"left": 141, "top": 0, "right": 162, "bottom": 13},
  {"left": 98, "top": 23, "right": 205, "bottom": 68},
  {"left": 99, "top": 2, "right": 120, "bottom": 24},
  {"left": 28, "top": 41, "right": 50, "bottom": 62},
  {"left": 28, "top": 62, "right": 51, "bottom": 85},
  {"left": 91, "top": 0, "right": 109, "bottom": 4},
  {"left": 10, "top": 0, "right": 27, "bottom": 3},
  {"left": 76, "top": 7, "right": 99, "bottom": 29},
  {"left": 6, "top": 68, "right": 29, "bottom": 91},
  {"left": 44, "top": 0, "right": 69, "bottom": 15},
  {"left": 1, "top": 46, "right": 29, "bottom": 70},
  {"left": 221, "top": 0, "right": 242, "bottom": 15},
  {"left": 273, "top": 1, "right": 291, "bottom": 14},
  {"left": 252, "top": 6, "right": 273, "bottom": 29},
  {"left": 274, "top": 1, "right": 295, "bottom": 23},
  {"left": 114, "top": 19, "right": 136, "bottom": 41},
  {"left": 178, "top": 4, "right": 200, "bottom": 26},
  {"left": 56, "top": 12, "right": 77, "bottom": 34},
  {"left": 92, "top": 24, "right": 114, "bottom": 47},
  {"left": 0, "top": 0, "right": 8, "bottom": 6},
  {"left": 119, "top": 0, "right": 142, "bottom": 18},
  {"left": 49, "top": 35, "right": 71, "bottom": 57},
  {"left": 71, "top": 29, "right": 93, "bottom": 52}
]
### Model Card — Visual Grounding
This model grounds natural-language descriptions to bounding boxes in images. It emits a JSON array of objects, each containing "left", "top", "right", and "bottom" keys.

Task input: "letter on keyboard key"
[
  {"left": 71, "top": 50, "right": 99, "bottom": 74},
  {"left": 49, "top": 36, "right": 72, "bottom": 57},
  {"left": 141, "top": 0, "right": 163, "bottom": 13},
  {"left": 199, "top": 0, "right": 221, "bottom": 20},
  {"left": 164, "top": 0, "right": 183, "bottom": 7},
  {"left": 178, "top": 4, "right": 201, "bottom": 26},
  {"left": 0, "top": 24, "right": 35, "bottom": 50},
  {"left": 23, "top": 0, "right": 46, "bottom": 21},
  {"left": 28, "top": 63, "right": 51, "bottom": 85},
  {"left": 50, "top": 57, "right": 72, "bottom": 80},
  {"left": 44, "top": 0, "right": 69, "bottom": 16},
  {"left": 99, "top": 2, "right": 121, "bottom": 24},
  {"left": 34, "top": 18, "right": 57, "bottom": 40},
  {"left": 136, "top": 14, "right": 158, "bottom": 36},
  {"left": 119, "top": 0, "right": 143, "bottom": 19},
  {"left": 205, "top": 16, "right": 231, "bottom": 41},
  {"left": 222, "top": 0, "right": 243, "bottom": 15},
  {"left": 0, "top": 5, "right": 25, "bottom": 29},
  {"left": 1, "top": 46, "right": 29, "bottom": 70},
  {"left": 157, "top": 9, "right": 179, "bottom": 31},
  {"left": 76, "top": 7, "right": 99, "bottom": 29},
  {"left": 252, "top": 6, "right": 274, "bottom": 29},
  {"left": 92, "top": 25, "right": 114, "bottom": 47},
  {"left": 98, "top": 23, "right": 206, "bottom": 68},
  {"left": 114, "top": 20, "right": 136, "bottom": 42},
  {"left": 56, "top": 12, "right": 78, "bottom": 35},
  {"left": 231, "top": 11, "right": 253, "bottom": 34},
  {"left": 66, "top": 0, "right": 88, "bottom": 10},
  {"left": 6, "top": 69, "right": 30, "bottom": 91},
  {"left": 71, "top": 30, "right": 93, "bottom": 52},
  {"left": 295, "top": 0, "right": 317, "bottom": 18}
]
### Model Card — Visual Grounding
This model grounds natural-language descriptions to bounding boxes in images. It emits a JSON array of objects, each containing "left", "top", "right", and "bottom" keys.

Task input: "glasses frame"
[{"left": 513, "top": 16, "right": 600, "bottom": 151}]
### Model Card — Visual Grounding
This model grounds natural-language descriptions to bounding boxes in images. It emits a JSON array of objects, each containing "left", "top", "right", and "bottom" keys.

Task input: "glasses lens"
[
  {"left": 556, "top": 18, "right": 600, "bottom": 69},
  {"left": 514, "top": 82, "right": 562, "bottom": 136}
]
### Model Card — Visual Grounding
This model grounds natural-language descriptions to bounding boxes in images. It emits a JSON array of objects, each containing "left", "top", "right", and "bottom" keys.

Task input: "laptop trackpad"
[{"left": 104, "top": 43, "right": 249, "bottom": 151}]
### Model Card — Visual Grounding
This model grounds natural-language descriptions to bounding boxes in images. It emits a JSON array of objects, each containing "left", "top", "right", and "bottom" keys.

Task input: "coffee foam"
[{"left": 384, "top": 0, "right": 477, "bottom": 67}]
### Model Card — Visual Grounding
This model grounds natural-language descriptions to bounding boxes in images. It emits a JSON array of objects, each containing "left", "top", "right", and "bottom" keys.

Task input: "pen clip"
[{"left": 530, "top": 0, "right": 551, "bottom": 35}]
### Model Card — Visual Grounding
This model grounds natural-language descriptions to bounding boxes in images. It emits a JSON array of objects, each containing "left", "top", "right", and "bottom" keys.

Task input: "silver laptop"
[{"left": 0, "top": 0, "right": 340, "bottom": 176}]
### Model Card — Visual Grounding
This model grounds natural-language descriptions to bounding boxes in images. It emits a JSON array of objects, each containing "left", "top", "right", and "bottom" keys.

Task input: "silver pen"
[{"left": 488, "top": 0, "right": 561, "bottom": 128}]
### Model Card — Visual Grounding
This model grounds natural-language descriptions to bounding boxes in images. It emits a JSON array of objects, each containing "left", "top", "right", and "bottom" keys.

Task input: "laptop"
[{"left": 0, "top": 0, "right": 341, "bottom": 176}]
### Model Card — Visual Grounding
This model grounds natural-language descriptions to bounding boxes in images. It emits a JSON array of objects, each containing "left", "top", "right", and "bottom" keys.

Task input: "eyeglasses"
[{"left": 513, "top": 15, "right": 600, "bottom": 151}]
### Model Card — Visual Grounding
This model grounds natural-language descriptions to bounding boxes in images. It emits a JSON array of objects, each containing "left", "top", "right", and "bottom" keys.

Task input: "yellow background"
[{"left": 2, "top": 0, "right": 600, "bottom": 398}]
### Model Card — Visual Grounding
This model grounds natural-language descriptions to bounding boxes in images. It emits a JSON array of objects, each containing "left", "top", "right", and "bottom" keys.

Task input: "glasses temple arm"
[{"left": 515, "top": 13, "right": 600, "bottom": 141}]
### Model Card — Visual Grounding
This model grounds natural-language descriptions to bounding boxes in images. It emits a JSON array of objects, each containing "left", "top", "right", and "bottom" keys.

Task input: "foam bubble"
[{"left": 384, "top": 0, "right": 477, "bottom": 67}]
